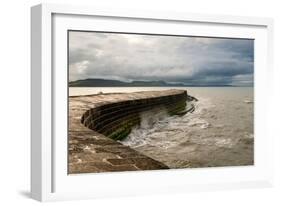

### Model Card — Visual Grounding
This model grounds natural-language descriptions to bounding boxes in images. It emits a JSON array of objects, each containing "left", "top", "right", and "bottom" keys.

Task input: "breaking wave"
[{"left": 121, "top": 98, "right": 213, "bottom": 149}]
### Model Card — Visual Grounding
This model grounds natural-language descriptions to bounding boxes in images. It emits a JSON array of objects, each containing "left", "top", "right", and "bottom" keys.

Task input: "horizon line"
[{"left": 69, "top": 78, "right": 253, "bottom": 87}]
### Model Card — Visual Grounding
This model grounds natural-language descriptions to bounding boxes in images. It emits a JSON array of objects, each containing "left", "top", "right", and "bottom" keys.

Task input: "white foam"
[
  {"left": 121, "top": 99, "right": 208, "bottom": 149},
  {"left": 244, "top": 99, "right": 253, "bottom": 104}
]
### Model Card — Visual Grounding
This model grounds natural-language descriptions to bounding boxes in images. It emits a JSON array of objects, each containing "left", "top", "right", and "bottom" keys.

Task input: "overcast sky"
[{"left": 69, "top": 31, "right": 254, "bottom": 86}]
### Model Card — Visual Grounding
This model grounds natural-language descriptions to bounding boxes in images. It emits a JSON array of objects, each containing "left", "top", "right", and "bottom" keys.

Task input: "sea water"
[{"left": 69, "top": 87, "right": 254, "bottom": 168}]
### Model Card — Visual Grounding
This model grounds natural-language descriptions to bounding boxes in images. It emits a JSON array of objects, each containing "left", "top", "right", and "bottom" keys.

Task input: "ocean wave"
[
  {"left": 121, "top": 97, "right": 212, "bottom": 149},
  {"left": 244, "top": 99, "right": 253, "bottom": 104}
]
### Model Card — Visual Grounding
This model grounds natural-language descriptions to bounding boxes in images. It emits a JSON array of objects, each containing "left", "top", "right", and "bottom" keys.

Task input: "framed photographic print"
[{"left": 31, "top": 3, "right": 274, "bottom": 201}]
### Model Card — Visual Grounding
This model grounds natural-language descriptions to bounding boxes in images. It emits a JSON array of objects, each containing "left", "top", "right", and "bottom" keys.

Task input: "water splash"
[
  {"left": 121, "top": 107, "right": 172, "bottom": 147},
  {"left": 121, "top": 100, "right": 207, "bottom": 149}
]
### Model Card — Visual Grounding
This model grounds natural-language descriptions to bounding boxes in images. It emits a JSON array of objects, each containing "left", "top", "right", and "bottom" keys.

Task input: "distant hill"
[{"left": 69, "top": 78, "right": 186, "bottom": 87}]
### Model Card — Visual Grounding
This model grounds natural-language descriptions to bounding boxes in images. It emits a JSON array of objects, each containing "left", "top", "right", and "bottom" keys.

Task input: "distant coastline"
[{"left": 69, "top": 78, "right": 242, "bottom": 87}]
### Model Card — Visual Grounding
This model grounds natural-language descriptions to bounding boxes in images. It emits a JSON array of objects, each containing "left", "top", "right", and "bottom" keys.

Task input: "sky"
[{"left": 69, "top": 31, "right": 254, "bottom": 86}]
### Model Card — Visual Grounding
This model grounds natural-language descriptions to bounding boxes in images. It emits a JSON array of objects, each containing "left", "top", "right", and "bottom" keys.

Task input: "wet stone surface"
[{"left": 68, "top": 131, "right": 169, "bottom": 173}]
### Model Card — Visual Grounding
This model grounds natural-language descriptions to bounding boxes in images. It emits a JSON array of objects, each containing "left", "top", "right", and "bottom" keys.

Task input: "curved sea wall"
[
  {"left": 81, "top": 90, "right": 189, "bottom": 140},
  {"left": 68, "top": 89, "right": 195, "bottom": 174}
]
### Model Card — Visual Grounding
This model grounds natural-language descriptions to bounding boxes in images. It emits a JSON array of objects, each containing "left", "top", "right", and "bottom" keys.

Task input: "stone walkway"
[{"left": 69, "top": 130, "right": 168, "bottom": 173}]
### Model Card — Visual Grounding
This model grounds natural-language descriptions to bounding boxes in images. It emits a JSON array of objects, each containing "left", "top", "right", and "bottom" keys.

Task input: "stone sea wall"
[
  {"left": 68, "top": 89, "right": 194, "bottom": 174},
  {"left": 81, "top": 91, "right": 188, "bottom": 141}
]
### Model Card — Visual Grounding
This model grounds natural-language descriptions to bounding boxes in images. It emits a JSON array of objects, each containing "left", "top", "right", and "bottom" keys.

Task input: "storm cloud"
[{"left": 69, "top": 31, "right": 254, "bottom": 86}]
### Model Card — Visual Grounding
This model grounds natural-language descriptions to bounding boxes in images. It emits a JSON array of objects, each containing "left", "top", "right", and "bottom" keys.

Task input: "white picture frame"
[{"left": 31, "top": 3, "right": 274, "bottom": 202}]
